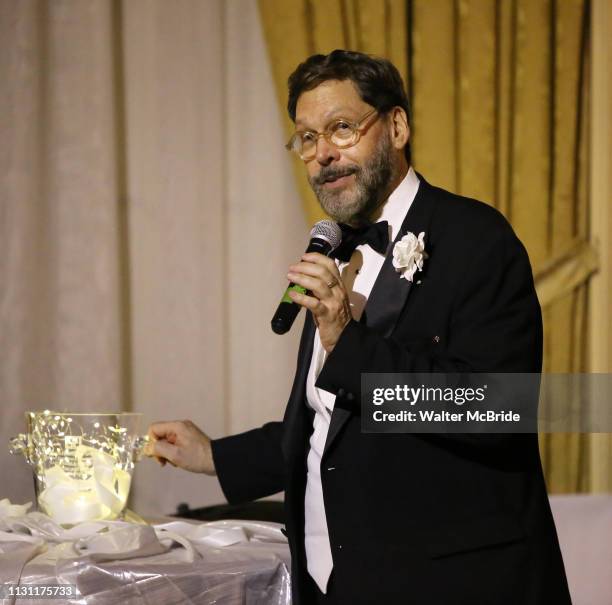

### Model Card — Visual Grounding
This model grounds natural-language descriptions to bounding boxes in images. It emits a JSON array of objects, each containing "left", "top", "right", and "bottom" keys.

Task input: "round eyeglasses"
[{"left": 286, "top": 108, "right": 379, "bottom": 161}]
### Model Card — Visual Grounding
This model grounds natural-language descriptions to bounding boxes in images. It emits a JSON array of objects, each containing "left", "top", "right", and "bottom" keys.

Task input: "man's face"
[{"left": 294, "top": 79, "right": 396, "bottom": 224}]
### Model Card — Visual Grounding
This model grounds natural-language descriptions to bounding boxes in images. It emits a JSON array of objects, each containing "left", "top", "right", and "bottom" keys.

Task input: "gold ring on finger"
[{"left": 327, "top": 278, "right": 338, "bottom": 288}]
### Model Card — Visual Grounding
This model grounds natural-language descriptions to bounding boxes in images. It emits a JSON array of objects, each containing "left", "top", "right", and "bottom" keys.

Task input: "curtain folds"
[
  {"left": 0, "top": 0, "right": 305, "bottom": 514},
  {"left": 258, "top": 0, "right": 597, "bottom": 493},
  {"left": 410, "top": 0, "right": 594, "bottom": 494}
]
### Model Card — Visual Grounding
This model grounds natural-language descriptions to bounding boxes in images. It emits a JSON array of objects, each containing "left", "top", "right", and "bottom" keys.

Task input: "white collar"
[{"left": 376, "top": 166, "right": 420, "bottom": 243}]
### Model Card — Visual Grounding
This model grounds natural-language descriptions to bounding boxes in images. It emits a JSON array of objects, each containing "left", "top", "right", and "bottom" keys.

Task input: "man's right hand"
[{"left": 145, "top": 420, "right": 216, "bottom": 475}]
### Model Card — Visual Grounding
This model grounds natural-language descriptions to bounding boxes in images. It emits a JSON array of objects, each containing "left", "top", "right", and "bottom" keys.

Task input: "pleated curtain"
[{"left": 0, "top": 0, "right": 306, "bottom": 514}]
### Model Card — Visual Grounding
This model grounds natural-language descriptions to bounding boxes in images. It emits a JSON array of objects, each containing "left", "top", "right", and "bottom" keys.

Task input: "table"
[{"left": 0, "top": 501, "right": 291, "bottom": 605}]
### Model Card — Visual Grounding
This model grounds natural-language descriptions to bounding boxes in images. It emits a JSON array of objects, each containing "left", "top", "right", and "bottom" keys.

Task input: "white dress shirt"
[{"left": 304, "top": 167, "right": 421, "bottom": 593}]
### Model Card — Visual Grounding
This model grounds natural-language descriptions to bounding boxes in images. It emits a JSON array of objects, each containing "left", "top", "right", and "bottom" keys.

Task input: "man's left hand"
[{"left": 287, "top": 252, "right": 352, "bottom": 353}]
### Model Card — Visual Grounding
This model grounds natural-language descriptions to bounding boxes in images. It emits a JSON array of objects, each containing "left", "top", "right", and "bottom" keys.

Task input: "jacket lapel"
[
  {"left": 322, "top": 174, "right": 437, "bottom": 458},
  {"left": 363, "top": 174, "right": 436, "bottom": 338},
  {"left": 280, "top": 312, "right": 315, "bottom": 461},
  {"left": 323, "top": 406, "right": 352, "bottom": 458}
]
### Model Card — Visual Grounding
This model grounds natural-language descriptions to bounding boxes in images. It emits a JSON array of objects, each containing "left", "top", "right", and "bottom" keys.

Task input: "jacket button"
[
  {"left": 433, "top": 335, "right": 440, "bottom": 343},
  {"left": 346, "top": 392, "right": 355, "bottom": 401},
  {"left": 338, "top": 544, "right": 343, "bottom": 550},
  {"left": 337, "top": 388, "right": 346, "bottom": 397}
]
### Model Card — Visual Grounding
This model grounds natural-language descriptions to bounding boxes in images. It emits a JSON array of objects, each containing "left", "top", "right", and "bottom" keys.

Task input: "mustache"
[{"left": 311, "top": 166, "right": 360, "bottom": 186}]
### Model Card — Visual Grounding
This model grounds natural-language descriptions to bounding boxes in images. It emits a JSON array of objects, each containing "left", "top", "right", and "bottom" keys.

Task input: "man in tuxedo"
[{"left": 147, "top": 50, "right": 571, "bottom": 604}]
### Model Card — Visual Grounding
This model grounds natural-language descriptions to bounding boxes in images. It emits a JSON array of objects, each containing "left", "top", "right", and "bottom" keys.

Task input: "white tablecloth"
[{"left": 0, "top": 500, "right": 291, "bottom": 605}]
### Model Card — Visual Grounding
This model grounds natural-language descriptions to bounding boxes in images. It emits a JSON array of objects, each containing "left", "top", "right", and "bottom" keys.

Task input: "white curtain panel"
[
  {"left": 1, "top": 0, "right": 124, "bottom": 505},
  {"left": 0, "top": 0, "right": 306, "bottom": 516}
]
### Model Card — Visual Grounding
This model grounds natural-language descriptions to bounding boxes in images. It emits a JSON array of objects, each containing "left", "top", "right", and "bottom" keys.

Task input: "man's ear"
[{"left": 388, "top": 107, "right": 410, "bottom": 151}]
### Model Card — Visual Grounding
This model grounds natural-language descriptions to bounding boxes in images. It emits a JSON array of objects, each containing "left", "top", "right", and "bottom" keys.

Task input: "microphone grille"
[{"left": 310, "top": 219, "right": 342, "bottom": 251}]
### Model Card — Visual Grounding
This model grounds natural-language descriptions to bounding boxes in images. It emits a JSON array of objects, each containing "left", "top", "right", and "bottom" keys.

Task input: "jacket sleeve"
[
  {"left": 316, "top": 217, "right": 542, "bottom": 450},
  {"left": 210, "top": 421, "right": 286, "bottom": 504}
]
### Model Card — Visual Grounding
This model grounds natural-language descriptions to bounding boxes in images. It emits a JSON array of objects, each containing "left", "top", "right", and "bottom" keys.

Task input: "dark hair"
[{"left": 287, "top": 49, "right": 411, "bottom": 164}]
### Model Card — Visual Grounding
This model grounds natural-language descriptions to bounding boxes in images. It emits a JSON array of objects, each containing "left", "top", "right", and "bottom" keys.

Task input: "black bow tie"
[{"left": 332, "top": 220, "right": 390, "bottom": 262}]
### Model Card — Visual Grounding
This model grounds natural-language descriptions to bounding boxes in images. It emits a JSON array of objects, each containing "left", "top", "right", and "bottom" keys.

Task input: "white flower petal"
[{"left": 392, "top": 231, "right": 428, "bottom": 281}]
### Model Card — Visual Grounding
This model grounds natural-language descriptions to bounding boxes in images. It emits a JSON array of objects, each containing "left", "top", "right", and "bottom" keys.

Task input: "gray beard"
[{"left": 309, "top": 132, "right": 394, "bottom": 225}]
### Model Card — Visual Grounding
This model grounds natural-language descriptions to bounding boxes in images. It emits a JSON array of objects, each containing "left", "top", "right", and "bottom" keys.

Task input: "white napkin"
[
  {"left": 0, "top": 530, "right": 46, "bottom": 594},
  {"left": 0, "top": 499, "right": 32, "bottom": 521},
  {"left": 0, "top": 500, "right": 287, "bottom": 575},
  {"left": 155, "top": 520, "right": 248, "bottom": 547},
  {"left": 71, "top": 524, "right": 172, "bottom": 562},
  {"left": 37, "top": 449, "right": 131, "bottom": 525}
]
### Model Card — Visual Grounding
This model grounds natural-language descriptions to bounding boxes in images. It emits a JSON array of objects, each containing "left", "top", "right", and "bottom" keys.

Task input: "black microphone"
[{"left": 271, "top": 220, "right": 342, "bottom": 335}]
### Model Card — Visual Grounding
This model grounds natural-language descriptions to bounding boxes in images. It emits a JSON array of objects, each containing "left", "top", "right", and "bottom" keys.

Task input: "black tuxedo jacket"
[{"left": 212, "top": 175, "right": 572, "bottom": 605}]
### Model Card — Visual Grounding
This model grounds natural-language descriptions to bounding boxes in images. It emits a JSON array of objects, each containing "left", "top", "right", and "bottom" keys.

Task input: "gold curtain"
[
  {"left": 410, "top": 0, "right": 595, "bottom": 493},
  {"left": 258, "top": 0, "right": 600, "bottom": 492},
  {"left": 257, "top": 0, "right": 408, "bottom": 224}
]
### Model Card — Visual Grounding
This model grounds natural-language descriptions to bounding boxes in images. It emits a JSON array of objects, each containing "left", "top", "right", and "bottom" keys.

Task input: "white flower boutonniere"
[{"left": 392, "top": 231, "right": 428, "bottom": 282}]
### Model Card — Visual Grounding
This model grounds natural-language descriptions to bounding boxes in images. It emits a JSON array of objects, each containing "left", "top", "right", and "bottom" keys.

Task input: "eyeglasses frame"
[{"left": 285, "top": 107, "right": 380, "bottom": 160}]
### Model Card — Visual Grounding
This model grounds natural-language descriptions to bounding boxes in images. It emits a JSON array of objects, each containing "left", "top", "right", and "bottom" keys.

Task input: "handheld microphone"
[{"left": 271, "top": 220, "right": 342, "bottom": 335}]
